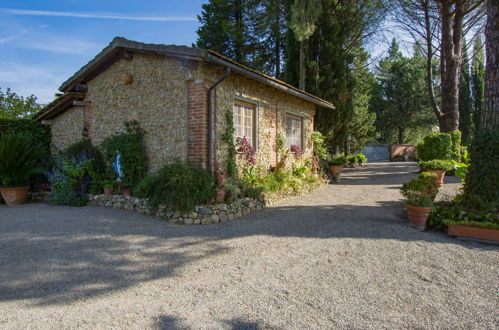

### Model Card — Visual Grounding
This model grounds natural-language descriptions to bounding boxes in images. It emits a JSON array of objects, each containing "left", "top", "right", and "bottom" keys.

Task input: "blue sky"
[{"left": 0, "top": 1, "right": 207, "bottom": 103}]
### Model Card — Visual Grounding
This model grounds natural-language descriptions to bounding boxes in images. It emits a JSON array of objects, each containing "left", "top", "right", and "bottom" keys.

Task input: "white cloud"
[{"left": 3, "top": 8, "right": 197, "bottom": 21}]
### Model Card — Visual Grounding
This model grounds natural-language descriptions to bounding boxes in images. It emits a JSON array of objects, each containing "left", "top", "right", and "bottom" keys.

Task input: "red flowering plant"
[
  {"left": 290, "top": 144, "right": 303, "bottom": 159},
  {"left": 237, "top": 136, "right": 256, "bottom": 165}
]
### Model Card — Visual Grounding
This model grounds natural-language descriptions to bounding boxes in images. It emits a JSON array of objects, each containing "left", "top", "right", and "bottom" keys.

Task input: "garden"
[
  {"left": 0, "top": 117, "right": 370, "bottom": 225},
  {"left": 399, "top": 130, "right": 498, "bottom": 241}
]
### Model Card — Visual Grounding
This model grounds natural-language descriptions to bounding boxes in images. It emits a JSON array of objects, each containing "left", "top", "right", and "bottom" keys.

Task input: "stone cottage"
[{"left": 35, "top": 37, "right": 334, "bottom": 173}]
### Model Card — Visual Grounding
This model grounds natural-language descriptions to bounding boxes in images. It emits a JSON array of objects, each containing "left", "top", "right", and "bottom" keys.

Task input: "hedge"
[
  {"left": 416, "top": 131, "right": 461, "bottom": 161},
  {"left": 0, "top": 119, "right": 51, "bottom": 154}
]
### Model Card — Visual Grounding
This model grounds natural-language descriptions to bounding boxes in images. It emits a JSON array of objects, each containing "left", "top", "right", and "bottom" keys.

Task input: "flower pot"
[
  {"left": 427, "top": 169, "right": 446, "bottom": 187},
  {"left": 0, "top": 187, "right": 30, "bottom": 206},
  {"left": 329, "top": 165, "right": 342, "bottom": 182},
  {"left": 406, "top": 204, "right": 431, "bottom": 230},
  {"left": 122, "top": 187, "right": 132, "bottom": 197},
  {"left": 447, "top": 225, "right": 499, "bottom": 242},
  {"left": 103, "top": 188, "right": 113, "bottom": 195}
]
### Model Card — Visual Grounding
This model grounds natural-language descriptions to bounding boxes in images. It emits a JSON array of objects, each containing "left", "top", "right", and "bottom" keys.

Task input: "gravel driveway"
[{"left": 0, "top": 162, "right": 497, "bottom": 329}]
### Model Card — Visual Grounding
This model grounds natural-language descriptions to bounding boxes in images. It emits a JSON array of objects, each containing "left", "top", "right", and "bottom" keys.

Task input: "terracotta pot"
[
  {"left": 216, "top": 187, "right": 225, "bottom": 202},
  {"left": 427, "top": 169, "right": 446, "bottom": 187},
  {"left": 122, "top": 187, "right": 132, "bottom": 197},
  {"left": 103, "top": 188, "right": 113, "bottom": 195},
  {"left": 406, "top": 204, "right": 431, "bottom": 230},
  {"left": 0, "top": 187, "right": 30, "bottom": 206},
  {"left": 329, "top": 165, "right": 342, "bottom": 182},
  {"left": 448, "top": 225, "right": 499, "bottom": 242}
]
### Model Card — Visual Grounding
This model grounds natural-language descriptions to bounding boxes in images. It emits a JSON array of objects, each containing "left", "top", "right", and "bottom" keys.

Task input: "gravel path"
[{"left": 0, "top": 162, "right": 497, "bottom": 329}]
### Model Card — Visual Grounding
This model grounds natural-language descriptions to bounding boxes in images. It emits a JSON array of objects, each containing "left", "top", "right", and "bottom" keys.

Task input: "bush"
[
  {"left": 0, "top": 119, "right": 51, "bottom": 154},
  {"left": 400, "top": 172, "right": 438, "bottom": 207},
  {"left": 328, "top": 155, "right": 347, "bottom": 166},
  {"left": 419, "top": 159, "right": 454, "bottom": 171},
  {"left": 357, "top": 154, "right": 367, "bottom": 164},
  {"left": 0, "top": 133, "right": 46, "bottom": 187},
  {"left": 65, "top": 139, "right": 105, "bottom": 172},
  {"left": 416, "top": 131, "right": 461, "bottom": 161},
  {"left": 463, "top": 128, "right": 499, "bottom": 211},
  {"left": 134, "top": 161, "right": 215, "bottom": 212},
  {"left": 101, "top": 120, "right": 147, "bottom": 187},
  {"left": 347, "top": 154, "right": 357, "bottom": 165},
  {"left": 47, "top": 154, "right": 93, "bottom": 206},
  {"left": 429, "top": 201, "right": 499, "bottom": 231}
]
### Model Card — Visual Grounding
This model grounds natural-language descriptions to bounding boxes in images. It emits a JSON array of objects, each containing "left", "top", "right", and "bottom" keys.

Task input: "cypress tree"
[{"left": 471, "top": 36, "right": 485, "bottom": 136}]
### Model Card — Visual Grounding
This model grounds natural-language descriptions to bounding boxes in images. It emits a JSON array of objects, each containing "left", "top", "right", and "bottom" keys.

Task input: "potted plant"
[
  {"left": 103, "top": 181, "right": 114, "bottom": 195},
  {"left": 0, "top": 134, "right": 45, "bottom": 206},
  {"left": 419, "top": 159, "right": 453, "bottom": 187},
  {"left": 328, "top": 156, "right": 347, "bottom": 183},
  {"left": 357, "top": 154, "right": 367, "bottom": 167},
  {"left": 347, "top": 155, "right": 358, "bottom": 168},
  {"left": 400, "top": 172, "right": 438, "bottom": 230}
]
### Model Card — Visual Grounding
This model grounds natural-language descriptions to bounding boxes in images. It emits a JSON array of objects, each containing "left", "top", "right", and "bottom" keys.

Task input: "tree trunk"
[
  {"left": 484, "top": 0, "right": 499, "bottom": 130},
  {"left": 299, "top": 40, "right": 305, "bottom": 90},
  {"left": 439, "top": 0, "right": 465, "bottom": 132},
  {"left": 398, "top": 127, "right": 405, "bottom": 144}
]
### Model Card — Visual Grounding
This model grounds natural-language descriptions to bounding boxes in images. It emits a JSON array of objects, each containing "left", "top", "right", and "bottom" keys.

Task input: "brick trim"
[{"left": 187, "top": 79, "right": 211, "bottom": 168}]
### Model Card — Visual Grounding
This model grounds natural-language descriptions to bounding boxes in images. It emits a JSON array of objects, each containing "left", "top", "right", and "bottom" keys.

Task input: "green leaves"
[
  {"left": 0, "top": 87, "right": 42, "bottom": 119},
  {"left": 0, "top": 133, "right": 45, "bottom": 187},
  {"left": 400, "top": 172, "right": 438, "bottom": 207}
]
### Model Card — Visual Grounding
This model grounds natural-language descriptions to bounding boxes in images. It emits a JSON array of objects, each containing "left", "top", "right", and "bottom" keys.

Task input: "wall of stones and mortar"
[
  {"left": 198, "top": 64, "right": 316, "bottom": 173},
  {"left": 88, "top": 194, "right": 264, "bottom": 225},
  {"left": 49, "top": 106, "right": 84, "bottom": 151},
  {"left": 85, "top": 53, "right": 197, "bottom": 171}
]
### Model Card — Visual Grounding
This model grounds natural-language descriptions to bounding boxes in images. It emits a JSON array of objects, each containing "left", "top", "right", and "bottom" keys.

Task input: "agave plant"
[{"left": 0, "top": 133, "right": 46, "bottom": 187}]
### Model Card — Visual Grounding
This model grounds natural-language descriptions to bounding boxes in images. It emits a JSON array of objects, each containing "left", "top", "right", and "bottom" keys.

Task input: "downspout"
[{"left": 207, "top": 67, "right": 231, "bottom": 172}]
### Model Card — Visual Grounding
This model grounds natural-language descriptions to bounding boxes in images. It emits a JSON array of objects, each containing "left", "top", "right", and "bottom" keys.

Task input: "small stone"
[
  {"left": 183, "top": 218, "right": 193, "bottom": 225},
  {"left": 211, "top": 214, "right": 220, "bottom": 223},
  {"left": 219, "top": 203, "right": 228, "bottom": 211},
  {"left": 189, "top": 212, "right": 198, "bottom": 219},
  {"left": 193, "top": 219, "right": 201, "bottom": 225},
  {"left": 201, "top": 218, "right": 212, "bottom": 225},
  {"left": 228, "top": 214, "right": 235, "bottom": 221},
  {"left": 113, "top": 202, "right": 122, "bottom": 208},
  {"left": 198, "top": 207, "right": 213, "bottom": 215},
  {"left": 220, "top": 215, "right": 228, "bottom": 222}
]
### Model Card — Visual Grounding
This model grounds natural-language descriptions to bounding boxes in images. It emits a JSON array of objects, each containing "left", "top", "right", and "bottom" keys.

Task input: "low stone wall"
[{"left": 88, "top": 194, "right": 265, "bottom": 225}]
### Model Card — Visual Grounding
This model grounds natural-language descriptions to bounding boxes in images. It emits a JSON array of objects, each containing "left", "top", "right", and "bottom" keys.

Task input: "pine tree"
[
  {"left": 471, "top": 36, "right": 485, "bottom": 135},
  {"left": 459, "top": 43, "right": 473, "bottom": 145}
]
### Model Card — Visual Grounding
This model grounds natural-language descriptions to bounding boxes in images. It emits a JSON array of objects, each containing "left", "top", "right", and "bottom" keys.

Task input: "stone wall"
[
  {"left": 49, "top": 105, "right": 84, "bottom": 151},
  {"left": 88, "top": 194, "right": 264, "bottom": 225}
]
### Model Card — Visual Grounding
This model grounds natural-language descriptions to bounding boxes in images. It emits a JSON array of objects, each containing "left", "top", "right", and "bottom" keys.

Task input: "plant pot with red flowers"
[
  {"left": 0, "top": 134, "right": 45, "bottom": 206},
  {"left": 418, "top": 159, "right": 454, "bottom": 188},
  {"left": 328, "top": 156, "right": 347, "bottom": 183},
  {"left": 400, "top": 172, "right": 438, "bottom": 230}
]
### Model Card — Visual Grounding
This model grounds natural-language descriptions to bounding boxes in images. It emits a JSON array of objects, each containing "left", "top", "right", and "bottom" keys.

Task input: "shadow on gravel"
[{"left": 0, "top": 162, "right": 490, "bottom": 307}]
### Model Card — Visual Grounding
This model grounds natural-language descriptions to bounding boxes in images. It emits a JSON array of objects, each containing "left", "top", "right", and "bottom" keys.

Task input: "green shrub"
[
  {"left": 328, "top": 155, "right": 347, "bottom": 166},
  {"left": 400, "top": 172, "right": 438, "bottom": 207},
  {"left": 0, "top": 119, "right": 51, "bottom": 154},
  {"left": 65, "top": 139, "right": 105, "bottom": 172},
  {"left": 429, "top": 202, "right": 499, "bottom": 231},
  {"left": 0, "top": 133, "right": 46, "bottom": 187},
  {"left": 416, "top": 131, "right": 461, "bottom": 161},
  {"left": 134, "top": 161, "right": 215, "bottom": 212},
  {"left": 347, "top": 155, "right": 357, "bottom": 165},
  {"left": 47, "top": 154, "right": 93, "bottom": 206},
  {"left": 419, "top": 159, "right": 454, "bottom": 171},
  {"left": 101, "top": 120, "right": 147, "bottom": 187},
  {"left": 357, "top": 154, "right": 367, "bottom": 164},
  {"left": 464, "top": 128, "right": 499, "bottom": 211},
  {"left": 311, "top": 131, "right": 328, "bottom": 161}
]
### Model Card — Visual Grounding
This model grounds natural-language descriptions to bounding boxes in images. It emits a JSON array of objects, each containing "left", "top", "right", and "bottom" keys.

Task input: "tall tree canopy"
[
  {"left": 459, "top": 43, "right": 473, "bottom": 145},
  {"left": 389, "top": 0, "right": 486, "bottom": 133},
  {"left": 471, "top": 36, "right": 485, "bottom": 134},
  {"left": 0, "top": 87, "right": 42, "bottom": 119}
]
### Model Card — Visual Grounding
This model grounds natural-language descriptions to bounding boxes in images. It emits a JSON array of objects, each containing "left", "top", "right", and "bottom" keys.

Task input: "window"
[
  {"left": 233, "top": 101, "right": 256, "bottom": 147},
  {"left": 285, "top": 114, "right": 303, "bottom": 148}
]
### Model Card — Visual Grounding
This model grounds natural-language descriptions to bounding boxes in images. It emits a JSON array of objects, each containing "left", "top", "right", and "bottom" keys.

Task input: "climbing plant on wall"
[{"left": 222, "top": 110, "right": 237, "bottom": 178}]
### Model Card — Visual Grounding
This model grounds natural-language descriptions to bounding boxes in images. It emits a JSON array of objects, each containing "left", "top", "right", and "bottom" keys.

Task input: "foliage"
[
  {"left": 0, "top": 119, "right": 51, "bottom": 155},
  {"left": 276, "top": 133, "right": 286, "bottom": 157},
  {"left": 416, "top": 132, "right": 461, "bottom": 161},
  {"left": 429, "top": 201, "right": 499, "bottom": 231},
  {"left": 222, "top": 109, "right": 237, "bottom": 178},
  {"left": 419, "top": 159, "right": 454, "bottom": 171},
  {"left": 237, "top": 136, "right": 256, "bottom": 165},
  {"left": 347, "top": 154, "right": 357, "bottom": 165},
  {"left": 328, "top": 155, "right": 347, "bottom": 167},
  {"left": 47, "top": 154, "right": 93, "bottom": 206},
  {"left": 400, "top": 172, "right": 437, "bottom": 207},
  {"left": 452, "top": 161, "right": 468, "bottom": 184},
  {"left": 311, "top": 131, "right": 328, "bottom": 160},
  {"left": 0, "top": 133, "right": 46, "bottom": 187},
  {"left": 223, "top": 181, "right": 241, "bottom": 203},
  {"left": 463, "top": 128, "right": 499, "bottom": 211},
  {"left": 101, "top": 120, "right": 147, "bottom": 187},
  {"left": 357, "top": 153, "right": 367, "bottom": 164},
  {"left": 371, "top": 40, "right": 435, "bottom": 144},
  {"left": 0, "top": 87, "right": 42, "bottom": 119},
  {"left": 133, "top": 161, "right": 216, "bottom": 212}
]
